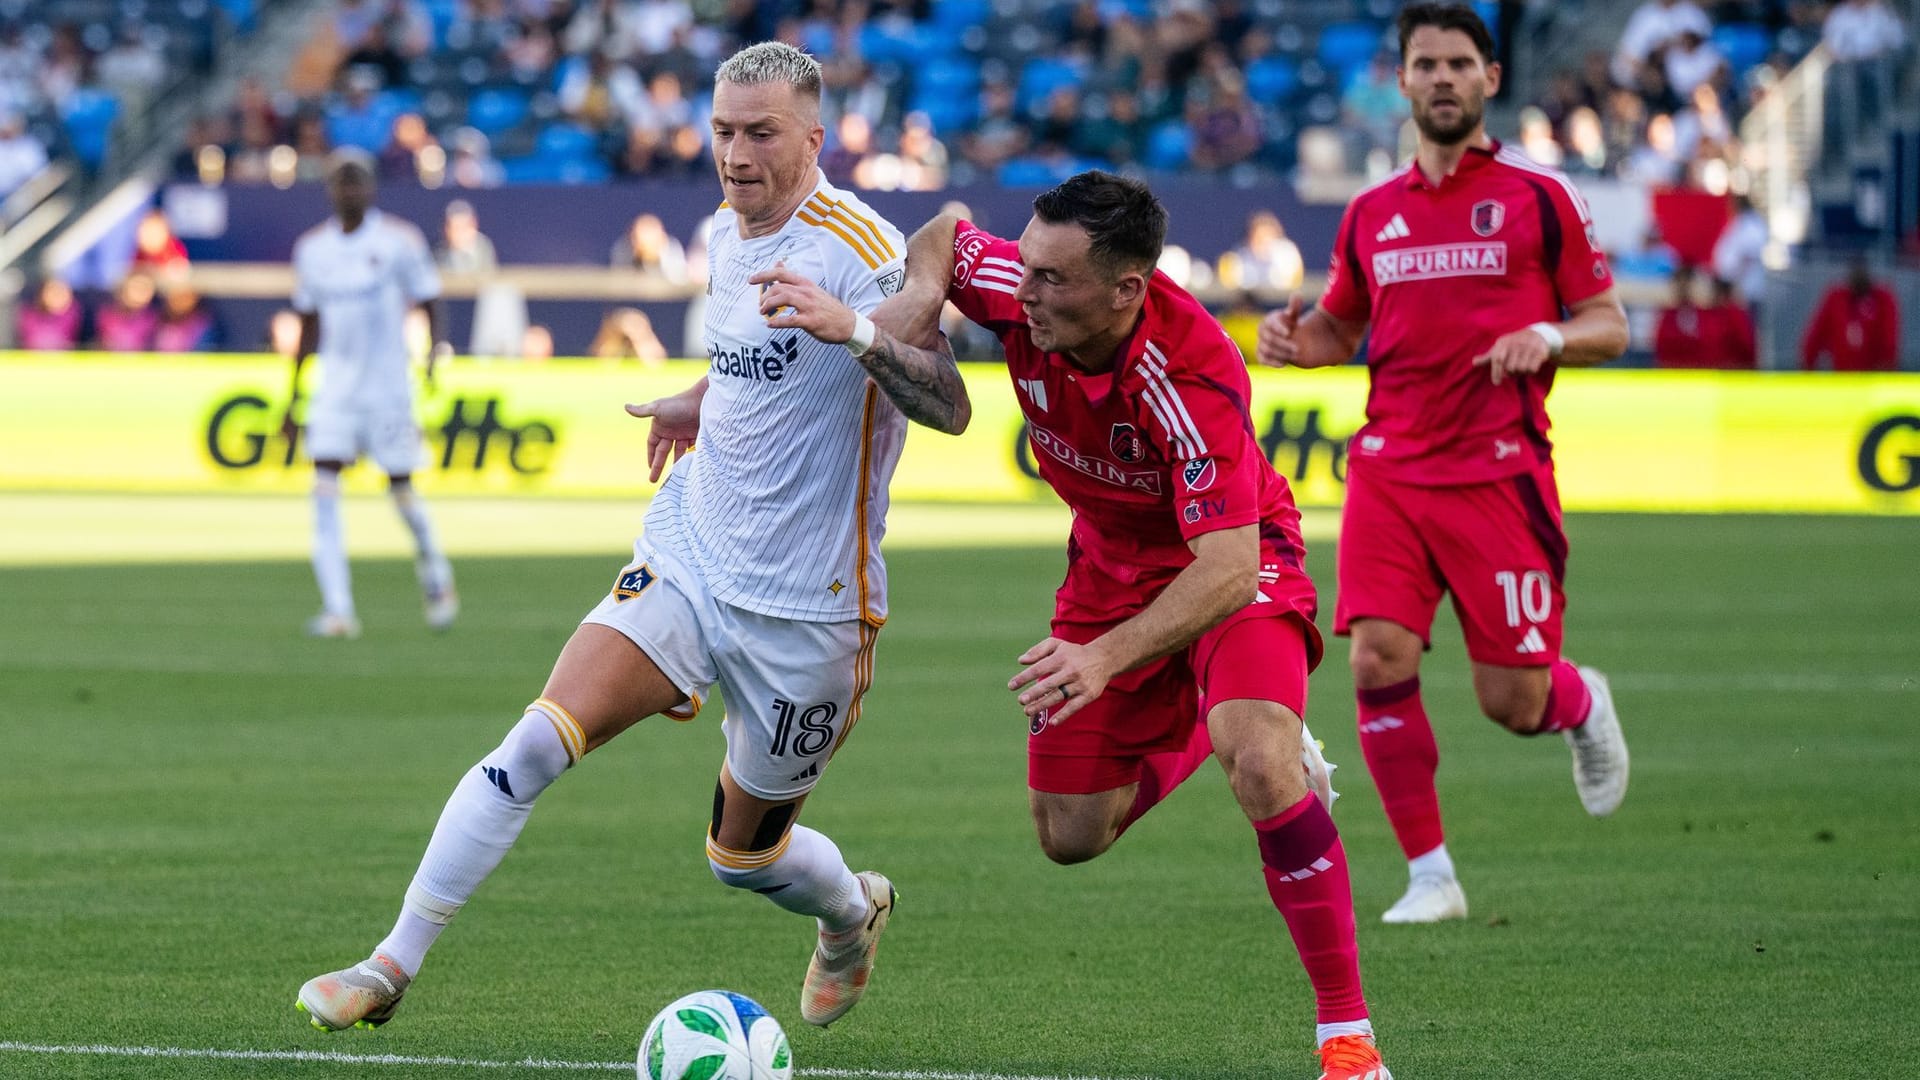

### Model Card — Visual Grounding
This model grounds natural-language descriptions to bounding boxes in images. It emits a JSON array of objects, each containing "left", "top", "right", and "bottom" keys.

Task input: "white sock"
[
  {"left": 1409, "top": 843, "right": 1456, "bottom": 882},
  {"left": 1317, "top": 1018, "right": 1374, "bottom": 1046},
  {"left": 708, "top": 825, "right": 868, "bottom": 936},
  {"left": 311, "top": 473, "right": 354, "bottom": 618},
  {"left": 391, "top": 487, "right": 452, "bottom": 596},
  {"left": 377, "top": 702, "right": 583, "bottom": 976}
]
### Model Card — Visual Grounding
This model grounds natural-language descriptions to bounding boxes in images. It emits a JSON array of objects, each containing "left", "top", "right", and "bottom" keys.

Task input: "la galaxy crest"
[{"left": 613, "top": 564, "right": 656, "bottom": 601}]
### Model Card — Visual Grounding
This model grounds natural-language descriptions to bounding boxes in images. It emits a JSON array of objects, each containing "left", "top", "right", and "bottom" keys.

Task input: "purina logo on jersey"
[
  {"left": 1029, "top": 424, "right": 1161, "bottom": 493},
  {"left": 1471, "top": 199, "right": 1505, "bottom": 237},
  {"left": 613, "top": 563, "right": 656, "bottom": 602},
  {"left": 1109, "top": 423, "right": 1146, "bottom": 463},
  {"left": 1373, "top": 242, "right": 1508, "bottom": 285},
  {"left": 1181, "top": 457, "right": 1216, "bottom": 491}
]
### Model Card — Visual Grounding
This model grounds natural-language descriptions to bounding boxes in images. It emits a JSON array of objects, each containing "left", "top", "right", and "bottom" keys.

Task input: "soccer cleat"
[
  {"left": 1380, "top": 874, "right": 1468, "bottom": 924},
  {"left": 424, "top": 588, "right": 460, "bottom": 632},
  {"left": 1566, "top": 666, "right": 1629, "bottom": 817},
  {"left": 296, "top": 953, "right": 410, "bottom": 1031},
  {"left": 800, "top": 870, "right": 894, "bottom": 1027},
  {"left": 1316, "top": 1034, "right": 1392, "bottom": 1080},
  {"left": 304, "top": 612, "right": 362, "bottom": 640},
  {"left": 1299, "top": 721, "right": 1340, "bottom": 813}
]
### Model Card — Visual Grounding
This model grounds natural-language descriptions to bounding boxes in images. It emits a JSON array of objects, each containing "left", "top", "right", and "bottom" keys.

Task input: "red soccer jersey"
[
  {"left": 949, "top": 220, "right": 1314, "bottom": 626},
  {"left": 1318, "top": 141, "right": 1615, "bottom": 486}
]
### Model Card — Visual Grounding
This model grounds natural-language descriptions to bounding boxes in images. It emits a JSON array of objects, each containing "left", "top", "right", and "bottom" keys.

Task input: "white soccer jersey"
[
  {"left": 291, "top": 209, "right": 441, "bottom": 411},
  {"left": 642, "top": 172, "right": 909, "bottom": 624}
]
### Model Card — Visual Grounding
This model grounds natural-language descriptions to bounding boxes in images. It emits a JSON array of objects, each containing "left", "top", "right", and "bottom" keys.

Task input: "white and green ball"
[{"left": 637, "top": 990, "right": 793, "bottom": 1080}]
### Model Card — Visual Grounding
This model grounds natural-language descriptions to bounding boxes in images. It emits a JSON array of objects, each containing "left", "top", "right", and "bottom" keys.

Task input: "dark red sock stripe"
[
  {"left": 1356, "top": 675, "right": 1420, "bottom": 708},
  {"left": 1255, "top": 795, "right": 1338, "bottom": 872}
]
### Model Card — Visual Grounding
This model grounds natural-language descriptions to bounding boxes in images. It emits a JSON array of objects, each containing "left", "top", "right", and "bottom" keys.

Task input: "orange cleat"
[{"left": 1317, "top": 1034, "right": 1392, "bottom": 1080}]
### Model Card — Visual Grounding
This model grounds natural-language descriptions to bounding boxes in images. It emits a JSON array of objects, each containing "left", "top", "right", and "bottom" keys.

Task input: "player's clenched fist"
[
  {"left": 1255, "top": 295, "right": 1307, "bottom": 367},
  {"left": 749, "top": 262, "right": 856, "bottom": 345}
]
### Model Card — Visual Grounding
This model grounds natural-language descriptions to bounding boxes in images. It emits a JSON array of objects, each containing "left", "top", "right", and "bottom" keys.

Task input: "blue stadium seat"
[
  {"left": 1317, "top": 22, "right": 1383, "bottom": 84},
  {"left": 1245, "top": 56, "right": 1301, "bottom": 104},
  {"left": 1713, "top": 24, "right": 1773, "bottom": 78},
  {"left": 501, "top": 154, "right": 611, "bottom": 184},
  {"left": 535, "top": 123, "right": 598, "bottom": 160},
  {"left": 931, "top": 0, "right": 990, "bottom": 33},
  {"left": 214, "top": 0, "right": 256, "bottom": 31},
  {"left": 466, "top": 87, "right": 530, "bottom": 136},
  {"left": 1144, "top": 121, "right": 1192, "bottom": 171},
  {"left": 997, "top": 156, "right": 1062, "bottom": 187},
  {"left": 61, "top": 89, "right": 120, "bottom": 168},
  {"left": 1018, "top": 57, "right": 1085, "bottom": 113},
  {"left": 910, "top": 94, "right": 978, "bottom": 134},
  {"left": 376, "top": 88, "right": 423, "bottom": 117}
]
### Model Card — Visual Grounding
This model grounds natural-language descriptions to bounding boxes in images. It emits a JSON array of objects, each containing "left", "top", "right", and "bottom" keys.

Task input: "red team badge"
[
  {"left": 1471, "top": 199, "right": 1505, "bottom": 237},
  {"left": 1109, "top": 422, "right": 1146, "bottom": 463}
]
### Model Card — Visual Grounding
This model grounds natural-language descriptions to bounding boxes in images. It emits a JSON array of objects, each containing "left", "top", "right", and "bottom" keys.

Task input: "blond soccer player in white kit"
[
  {"left": 285, "top": 150, "right": 457, "bottom": 639},
  {"left": 297, "top": 43, "right": 971, "bottom": 1033}
]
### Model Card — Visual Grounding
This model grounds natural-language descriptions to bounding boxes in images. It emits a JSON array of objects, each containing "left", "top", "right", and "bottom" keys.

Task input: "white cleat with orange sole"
[
  {"left": 800, "top": 870, "right": 894, "bottom": 1027},
  {"left": 296, "top": 953, "right": 410, "bottom": 1031}
]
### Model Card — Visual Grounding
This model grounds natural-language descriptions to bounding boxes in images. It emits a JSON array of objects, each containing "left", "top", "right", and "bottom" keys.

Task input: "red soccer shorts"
[
  {"left": 1334, "top": 459, "right": 1569, "bottom": 667},
  {"left": 1028, "top": 576, "right": 1322, "bottom": 796}
]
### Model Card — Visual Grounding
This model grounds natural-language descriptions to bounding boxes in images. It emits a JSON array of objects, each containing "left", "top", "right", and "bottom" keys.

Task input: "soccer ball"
[{"left": 637, "top": 990, "right": 793, "bottom": 1080}]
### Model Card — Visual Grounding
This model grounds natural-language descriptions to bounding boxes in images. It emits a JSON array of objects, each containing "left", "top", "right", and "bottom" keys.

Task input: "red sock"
[
  {"left": 1536, "top": 660, "right": 1593, "bottom": 733},
  {"left": 1356, "top": 677, "right": 1445, "bottom": 860},
  {"left": 1117, "top": 721, "right": 1213, "bottom": 837},
  {"left": 1256, "top": 794, "right": 1368, "bottom": 1024}
]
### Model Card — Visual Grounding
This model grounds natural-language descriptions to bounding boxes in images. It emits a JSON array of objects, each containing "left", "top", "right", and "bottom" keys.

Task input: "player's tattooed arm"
[
  {"left": 750, "top": 263, "right": 972, "bottom": 435},
  {"left": 854, "top": 327, "right": 971, "bottom": 435}
]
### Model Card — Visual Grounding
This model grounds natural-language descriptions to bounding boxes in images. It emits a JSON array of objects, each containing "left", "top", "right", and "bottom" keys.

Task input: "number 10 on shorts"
[
  {"left": 769, "top": 697, "right": 838, "bottom": 758},
  {"left": 1494, "top": 570, "right": 1552, "bottom": 627}
]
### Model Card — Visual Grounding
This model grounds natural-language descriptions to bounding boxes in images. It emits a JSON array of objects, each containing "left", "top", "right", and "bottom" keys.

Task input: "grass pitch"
[{"left": 1, "top": 507, "right": 1915, "bottom": 1078}]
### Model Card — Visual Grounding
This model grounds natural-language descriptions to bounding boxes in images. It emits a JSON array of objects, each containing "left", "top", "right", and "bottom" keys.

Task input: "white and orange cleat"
[
  {"left": 800, "top": 870, "right": 894, "bottom": 1027},
  {"left": 296, "top": 953, "right": 410, "bottom": 1031},
  {"left": 304, "top": 612, "right": 362, "bottom": 640},
  {"left": 424, "top": 587, "right": 460, "bottom": 632},
  {"left": 1317, "top": 1033, "right": 1392, "bottom": 1080}
]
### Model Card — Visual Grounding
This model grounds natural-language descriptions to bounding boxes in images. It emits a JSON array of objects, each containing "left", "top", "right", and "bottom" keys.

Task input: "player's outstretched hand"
[
  {"left": 1255, "top": 295, "right": 1306, "bottom": 367},
  {"left": 749, "top": 262, "right": 856, "bottom": 345},
  {"left": 1009, "top": 636, "right": 1113, "bottom": 726},
  {"left": 1472, "top": 327, "right": 1554, "bottom": 386},
  {"left": 625, "top": 388, "right": 701, "bottom": 483}
]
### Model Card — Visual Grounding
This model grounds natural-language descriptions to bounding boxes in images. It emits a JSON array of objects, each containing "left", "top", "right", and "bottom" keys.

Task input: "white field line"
[{"left": 0, "top": 1041, "right": 1157, "bottom": 1080}]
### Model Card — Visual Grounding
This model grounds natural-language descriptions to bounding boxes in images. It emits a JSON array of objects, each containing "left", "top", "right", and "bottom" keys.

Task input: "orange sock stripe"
[
  {"left": 706, "top": 832, "right": 793, "bottom": 870},
  {"left": 531, "top": 697, "right": 586, "bottom": 762}
]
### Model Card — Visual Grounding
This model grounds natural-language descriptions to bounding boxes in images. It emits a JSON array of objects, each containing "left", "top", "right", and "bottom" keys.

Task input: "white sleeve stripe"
[
  {"left": 971, "top": 278, "right": 1019, "bottom": 296},
  {"left": 1139, "top": 380, "right": 1198, "bottom": 459},
  {"left": 970, "top": 267, "right": 1023, "bottom": 287},
  {"left": 1140, "top": 341, "right": 1209, "bottom": 454},
  {"left": 1495, "top": 148, "right": 1592, "bottom": 223},
  {"left": 981, "top": 256, "right": 1024, "bottom": 272}
]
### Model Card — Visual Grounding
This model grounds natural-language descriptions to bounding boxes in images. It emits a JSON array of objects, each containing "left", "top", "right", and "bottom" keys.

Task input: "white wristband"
[
  {"left": 1527, "top": 321, "right": 1565, "bottom": 357},
  {"left": 845, "top": 313, "right": 878, "bottom": 358}
]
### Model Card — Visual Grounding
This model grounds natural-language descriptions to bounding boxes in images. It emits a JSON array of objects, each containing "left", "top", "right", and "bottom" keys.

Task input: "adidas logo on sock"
[
  {"left": 1517, "top": 627, "right": 1547, "bottom": 654},
  {"left": 1374, "top": 213, "right": 1411, "bottom": 242},
  {"left": 1359, "top": 715, "right": 1405, "bottom": 735},
  {"left": 482, "top": 765, "right": 514, "bottom": 797}
]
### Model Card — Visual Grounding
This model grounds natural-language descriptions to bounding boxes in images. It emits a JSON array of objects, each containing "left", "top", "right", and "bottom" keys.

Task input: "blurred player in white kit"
[{"left": 283, "top": 149, "right": 457, "bottom": 639}]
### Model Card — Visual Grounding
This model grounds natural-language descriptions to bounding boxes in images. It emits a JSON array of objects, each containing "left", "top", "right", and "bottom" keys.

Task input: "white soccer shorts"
[
  {"left": 305, "top": 403, "right": 425, "bottom": 475},
  {"left": 581, "top": 538, "right": 880, "bottom": 801}
]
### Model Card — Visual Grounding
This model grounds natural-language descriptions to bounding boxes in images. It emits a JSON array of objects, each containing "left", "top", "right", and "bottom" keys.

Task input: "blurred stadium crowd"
[{"left": 0, "top": 0, "right": 1914, "bottom": 368}]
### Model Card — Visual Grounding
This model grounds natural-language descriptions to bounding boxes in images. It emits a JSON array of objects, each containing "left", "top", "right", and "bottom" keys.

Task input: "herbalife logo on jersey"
[
  {"left": 1372, "top": 242, "right": 1508, "bottom": 285},
  {"left": 709, "top": 332, "right": 798, "bottom": 382}
]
